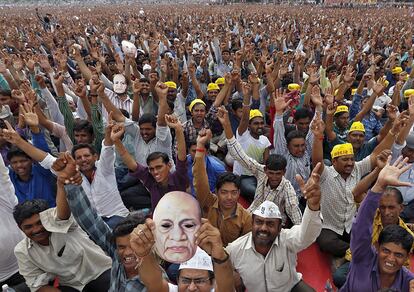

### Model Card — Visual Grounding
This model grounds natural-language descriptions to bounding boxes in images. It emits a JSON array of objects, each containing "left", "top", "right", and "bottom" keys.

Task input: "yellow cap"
[
  {"left": 351, "top": 88, "right": 357, "bottom": 95},
  {"left": 384, "top": 80, "right": 389, "bottom": 88},
  {"left": 404, "top": 89, "right": 414, "bottom": 99},
  {"left": 215, "top": 78, "right": 225, "bottom": 85},
  {"left": 288, "top": 83, "right": 301, "bottom": 91},
  {"left": 334, "top": 105, "right": 349, "bottom": 115},
  {"left": 349, "top": 121, "right": 365, "bottom": 133},
  {"left": 249, "top": 109, "right": 263, "bottom": 121},
  {"left": 188, "top": 99, "right": 206, "bottom": 112},
  {"left": 207, "top": 83, "right": 220, "bottom": 92},
  {"left": 331, "top": 143, "right": 354, "bottom": 159},
  {"left": 391, "top": 67, "right": 403, "bottom": 74},
  {"left": 164, "top": 81, "right": 177, "bottom": 89},
  {"left": 334, "top": 89, "right": 339, "bottom": 96}
]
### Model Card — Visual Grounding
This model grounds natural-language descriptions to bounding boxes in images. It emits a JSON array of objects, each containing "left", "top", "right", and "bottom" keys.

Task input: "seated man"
[
  {"left": 340, "top": 157, "right": 414, "bottom": 291},
  {"left": 13, "top": 153, "right": 112, "bottom": 292},
  {"left": 57, "top": 153, "right": 159, "bottom": 291},
  {"left": 334, "top": 185, "right": 414, "bottom": 288},
  {"left": 3, "top": 119, "right": 129, "bottom": 229},
  {"left": 112, "top": 114, "right": 188, "bottom": 210},
  {"left": 225, "top": 162, "right": 323, "bottom": 292},
  {"left": 128, "top": 217, "right": 234, "bottom": 292},
  {"left": 218, "top": 106, "right": 302, "bottom": 227},
  {"left": 0, "top": 155, "right": 28, "bottom": 292},
  {"left": 193, "top": 128, "right": 252, "bottom": 246}
]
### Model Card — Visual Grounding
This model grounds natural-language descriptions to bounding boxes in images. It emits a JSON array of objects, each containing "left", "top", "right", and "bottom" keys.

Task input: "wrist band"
[
  {"left": 196, "top": 148, "right": 205, "bottom": 152},
  {"left": 212, "top": 250, "right": 229, "bottom": 264}
]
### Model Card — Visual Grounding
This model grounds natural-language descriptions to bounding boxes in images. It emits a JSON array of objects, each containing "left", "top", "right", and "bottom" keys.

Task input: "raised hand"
[
  {"left": 155, "top": 81, "right": 169, "bottom": 99},
  {"left": 20, "top": 101, "right": 39, "bottom": 127},
  {"left": 326, "top": 102, "right": 338, "bottom": 116},
  {"left": 216, "top": 105, "right": 230, "bottom": 126},
  {"left": 373, "top": 156, "right": 412, "bottom": 192},
  {"left": 132, "top": 79, "right": 142, "bottom": 95},
  {"left": 52, "top": 152, "right": 82, "bottom": 185},
  {"left": 0, "top": 120, "right": 23, "bottom": 145},
  {"left": 197, "top": 128, "right": 212, "bottom": 146},
  {"left": 241, "top": 82, "right": 251, "bottom": 98},
  {"left": 35, "top": 75, "right": 47, "bottom": 89},
  {"left": 373, "top": 77, "right": 387, "bottom": 95},
  {"left": 376, "top": 150, "right": 391, "bottom": 170},
  {"left": 296, "top": 162, "right": 322, "bottom": 211},
  {"left": 165, "top": 114, "right": 182, "bottom": 130},
  {"left": 11, "top": 89, "right": 26, "bottom": 104},
  {"left": 310, "top": 85, "right": 323, "bottom": 107},
  {"left": 110, "top": 123, "right": 125, "bottom": 142},
  {"left": 310, "top": 112, "right": 325, "bottom": 136},
  {"left": 273, "top": 88, "right": 292, "bottom": 114},
  {"left": 130, "top": 218, "right": 155, "bottom": 258},
  {"left": 195, "top": 218, "right": 225, "bottom": 259},
  {"left": 73, "top": 78, "right": 87, "bottom": 98}
]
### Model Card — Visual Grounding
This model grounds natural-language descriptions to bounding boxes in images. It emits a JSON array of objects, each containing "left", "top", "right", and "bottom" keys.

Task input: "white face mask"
[{"left": 113, "top": 74, "right": 127, "bottom": 94}]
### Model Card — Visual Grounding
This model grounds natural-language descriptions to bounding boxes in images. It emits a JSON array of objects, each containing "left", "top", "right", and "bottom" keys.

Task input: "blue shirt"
[
  {"left": 340, "top": 190, "right": 414, "bottom": 292},
  {"left": 361, "top": 112, "right": 383, "bottom": 141},
  {"left": 187, "top": 154, "right": 226, "bottom": 196},
  {"left": 9, "top": 131, "right": 56, "bottom": 207}
]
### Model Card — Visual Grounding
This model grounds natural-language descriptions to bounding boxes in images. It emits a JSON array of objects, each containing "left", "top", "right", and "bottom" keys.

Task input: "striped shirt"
[
  {"left": 102, "top": 89, "right": 133, "bottom": 123},
  {"left": 227, "top": 137, "right": 302, "bottom": 226}
]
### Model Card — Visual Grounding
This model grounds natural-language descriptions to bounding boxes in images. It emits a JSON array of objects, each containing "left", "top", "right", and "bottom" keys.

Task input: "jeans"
[
  {"left": 290, "top": 280, "right": 316, "bottom": 292},
  {"left": 317, "top": 228, "right": 350, "bottom": 257},
  {"left": 333, "top": 261, "right": 350, "bottom": 289}
]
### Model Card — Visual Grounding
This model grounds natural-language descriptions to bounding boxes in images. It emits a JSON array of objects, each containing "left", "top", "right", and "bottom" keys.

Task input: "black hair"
[
  {"left": 146, "top": 151, "right": 169, "bottom": 165},
  {"left": 231, "top": 99, "right": 243, "bottom": 111},
  {"left": 265, "top": 154, "right": 287, "bottom": 171},
  {"left": 167, "top": 100, "right": 175, "bottom": 112},
  {"left": 13, "top": 199, "right": 49, "bottom": 227},
  {"left": 119, "top": 108, "right": 130, "bottom": 119},
  {"left": 73, "top": 120, "right": 94, "bottom": 136},
  {"left": 138, "top": 113, "right": 157, "bottom": 128},
  {"left": 177, "top": 270, "right": 214, "bottom": 284},
  {"left": 222, "top": 49, "right": 230, "bottom": 54},
  {"left": 216, "top": 172, "right": 241, "bottom": 191},
  {"left": 0, "top": 89, "right": 11, "bottom": 96},
  {"left": 139, "top": 77, "right": 150, "bottom": 83},
  {"left": 378, "top": 225, "right": 413, "bottom": 254},
  {"left": 7, "top": 146, "right": 31, "bottom": 162},
  {"left": 327, "top": 65, "right": 337, "bottom": 74},
  {"left": 294, "top": 108, "right": 313, "bottom": 121},
  {"left": 187, "top": 139, "right": 209, "bottom": 152},
  {"left": 286, "top": 130, "right": 306, "bottom": 145},
  {"left": 71, "top": 143, "right": 97, "bottom": 158},
  {"left": 112, "top": 212, "right": 146, "bottom": 242},
  {"left": 384, "top": 187, "right": 403, "bottom": 205},
  {"left": 334, "top": 111, "right": 348, "bottom": 118}
]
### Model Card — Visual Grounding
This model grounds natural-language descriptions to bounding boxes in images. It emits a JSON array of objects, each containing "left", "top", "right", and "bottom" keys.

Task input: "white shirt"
[
  {"left": 226, "top": 207, "right": 322, "bottom": 292},
  {"left": 0, "top": 155, "right": 24, "bottom": 282},
  {"left": 124, "top": 118, "right": 175, "bottom": 170},
  {"left": 40, "top": 142, "right": 129, "bottom": 218},
  {"left": 320, "top": 156, "right": 372, "bottom": 235},
  {"left": 174, "top": 92, "right": 187, "bottom": 124},
  {"left": 233, "top": 130, "right": 270, "bottom": 176},
  {"left": 14, "top": 208, "right": 112, "bottom": 292},
  {"left": 168, "top": 283, "right": 214, "bottom": 292}
]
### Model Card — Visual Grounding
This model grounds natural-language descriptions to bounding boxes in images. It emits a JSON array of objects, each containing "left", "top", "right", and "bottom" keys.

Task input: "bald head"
[{"left": 154, "top": 191, "right": 201, "bottom": 219}]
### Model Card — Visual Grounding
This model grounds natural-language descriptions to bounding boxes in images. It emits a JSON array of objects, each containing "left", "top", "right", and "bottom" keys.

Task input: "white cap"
[
  {"left": 143, "top": 64, "right": 151, "bottom": 71},
  {"left": 0, "top": 105, "right": 12, "bottom": 119},
  {"left": 253, "top": 201, "right": 282, "bottom": 219},
  {"left": 179, "top": 247, "right": 213, "bottom": 272}
]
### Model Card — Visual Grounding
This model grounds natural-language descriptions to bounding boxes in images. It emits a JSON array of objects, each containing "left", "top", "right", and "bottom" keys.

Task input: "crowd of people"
[{"left": 1, "top": 2, "right": 414, "bottom": 292}]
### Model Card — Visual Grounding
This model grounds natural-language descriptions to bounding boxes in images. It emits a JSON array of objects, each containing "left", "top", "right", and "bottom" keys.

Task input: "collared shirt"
[
  {"left": 273, "top": 114, "right": 313, "bottom": 197},
  {"left": 340, "top": 191, "right": 414, "bottom": 292},
  {"left": 102, "top": 88, "right": 133, "bottom": 123},
  {"left": 40, "top": 142, "right": 129, "bottom": 218},
  {"left": 124, "top": 118, "right": 174, "bottom": 169},
  {"left": 139, "top": 93, "right": 158, "bottom": 116},
  {"left": 226, "top": 207, "right": 322, "bottom": 292},
  {"left": 183, "top": 105, "right": 219, "bottom": 145},
  {"left": 174, "top": 92, "right": 187, "bottom": 124},
  {"left": 64, "top": 184, "right": 148, "bottom": 292},
  {"left": 187, "top": 154, "right": 225, "bottom": 196},
  {"left": 9, "top": 131, "right": 56, "bottom": 207},
  {"left": 361, "top": 111, "right": 383, "bottom": 141},
  {"left": 14, "top": 208, "right": 112, "bottom": 292},
  {"left": 130, "top": 157, "right": 188, "bottom": 210},
  {"left": 0, "top": 155, "right": 24, "bottom": 282},
  {"left": 193, "top": 154, "right": 251, "bottom": 246},
  {"left": 345, "top": 209, "right": 414, "bottom": 267},
  {"left": 320, "top": 156, "right": 372, "bottom": 235},
  {"left": 227, "top": 137, "right": 302, "bottom": 226}
]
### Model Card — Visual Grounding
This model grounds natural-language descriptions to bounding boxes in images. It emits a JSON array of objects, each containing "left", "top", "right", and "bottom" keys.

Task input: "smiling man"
[{"left": 340, "top": 157, "right": 414, "bottom": 291}]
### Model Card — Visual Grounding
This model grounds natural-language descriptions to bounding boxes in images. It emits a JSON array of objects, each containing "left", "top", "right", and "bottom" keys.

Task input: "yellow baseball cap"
[
  {"left": 288, "top": 83, "right": 301, "bottom": 91},
  {"left": 164, "top": 81, "right": 177, "bottom": 89},
  {"left": 207, "top": 83, "right": 220, "bottom": 92},
  {"left": 391, "top": 67, "right": 403, "bottom": 74},
  {"left": 349, "top": 121, "right": 365, "bottom": 133},
  {"left": 334, "top": 105, "right": 349, "bottom": 115},
  {"left": 331, "top": 143, "right": 354, "bottom": 159},
  {"left": 215, "top": 78, "right": 225, "bottom": 85},
  {"left": 351, "top": 88, "right": 357, "bottom": 95},
  {"left": 188, "top": 99, "right": 206, "bottom": 112},
  {"left": 404, "top": 89, "right": 414, "bottom": 99},
  {"left": 249, "top": 109, "right": 263, "bottom": 121}
]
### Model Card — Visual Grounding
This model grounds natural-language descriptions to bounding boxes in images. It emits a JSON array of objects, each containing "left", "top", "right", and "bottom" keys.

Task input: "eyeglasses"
[{"left": 179, "top": 277, "right": 211, "bottom": 286}]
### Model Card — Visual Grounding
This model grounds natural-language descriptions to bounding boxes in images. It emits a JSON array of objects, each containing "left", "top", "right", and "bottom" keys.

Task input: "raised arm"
[
  {"left": 111, "top": 123, "right": 138, "bottom": 171},
  {"left": 155, "top": 82, "right": 169, "bottom": 127},
  {"left": 272, "top": 88, "right": 292, "bottom": 156},
  {"left": 131, "top": 79, "right": 141, "bottom": 122},
  {"left": 237, "top": 82, "right": 252, "bottom": 136},
  {"left": 325, "top": 103, "right": 338, "bottom": 142},
  {"left": 310, "top": 112, "right": 325, "bottom": 174},
  {"left": 95, "top": 78, "right": 126, "bottom": 123},
  {"left": 354, "top": 78, "right": 385, "bottom": 122},
  {"left": 165, "top": 114, "right": 186, "bottom": 162}
]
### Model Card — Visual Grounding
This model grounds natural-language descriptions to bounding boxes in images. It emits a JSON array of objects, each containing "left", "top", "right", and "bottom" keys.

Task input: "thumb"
[
  {"left": 4, "top": 120, "right": 14, "bottom": 131},
  {"left": 64, "top": 152, "right": 75, "bottom": 164},
  {"left": 146, "top": 218, "right": 156, "bottom": 231},
  {"left": 295, "top": 174, "right": 305, "bottom": 191}
]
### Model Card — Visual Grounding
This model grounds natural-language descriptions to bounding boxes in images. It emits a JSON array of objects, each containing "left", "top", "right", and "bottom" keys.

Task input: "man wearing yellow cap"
[
  {"left": 386, "top": 66, "right": 403, "bottom": 90},
  {"left": 164, "top": 81, "right": 187, "bottom": 124},
  {"left": 326, "top": 104, "right": 350, "bottom": 144},
  {"left": 310, "top": 113, "right": 402, "bottom": 258}
]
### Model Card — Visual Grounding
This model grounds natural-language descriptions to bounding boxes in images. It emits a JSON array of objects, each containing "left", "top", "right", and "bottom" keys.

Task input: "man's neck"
[
  {"left": 82, "top": 169, "right": 94, "bottom": 183},
  {"left": 380, "top": 272, "right": 397, "bottom": 289},
  {"left": 118, "top": 93, "right": 128, "bottom": 101},
  {"left": 219, "top": 204, "right": 237, "bottom": 219},
  {"left": 18, "top": 173, "right": 31, "bottom": 182},
  {"left": 126, "top": 268, "right": 139, "bottom": 279},
  {"left": 254, "top": 243, "right": 272, "bottom": 258},
  {"left": 192, "top": 118, "right": 203, "bottom": 129}
]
